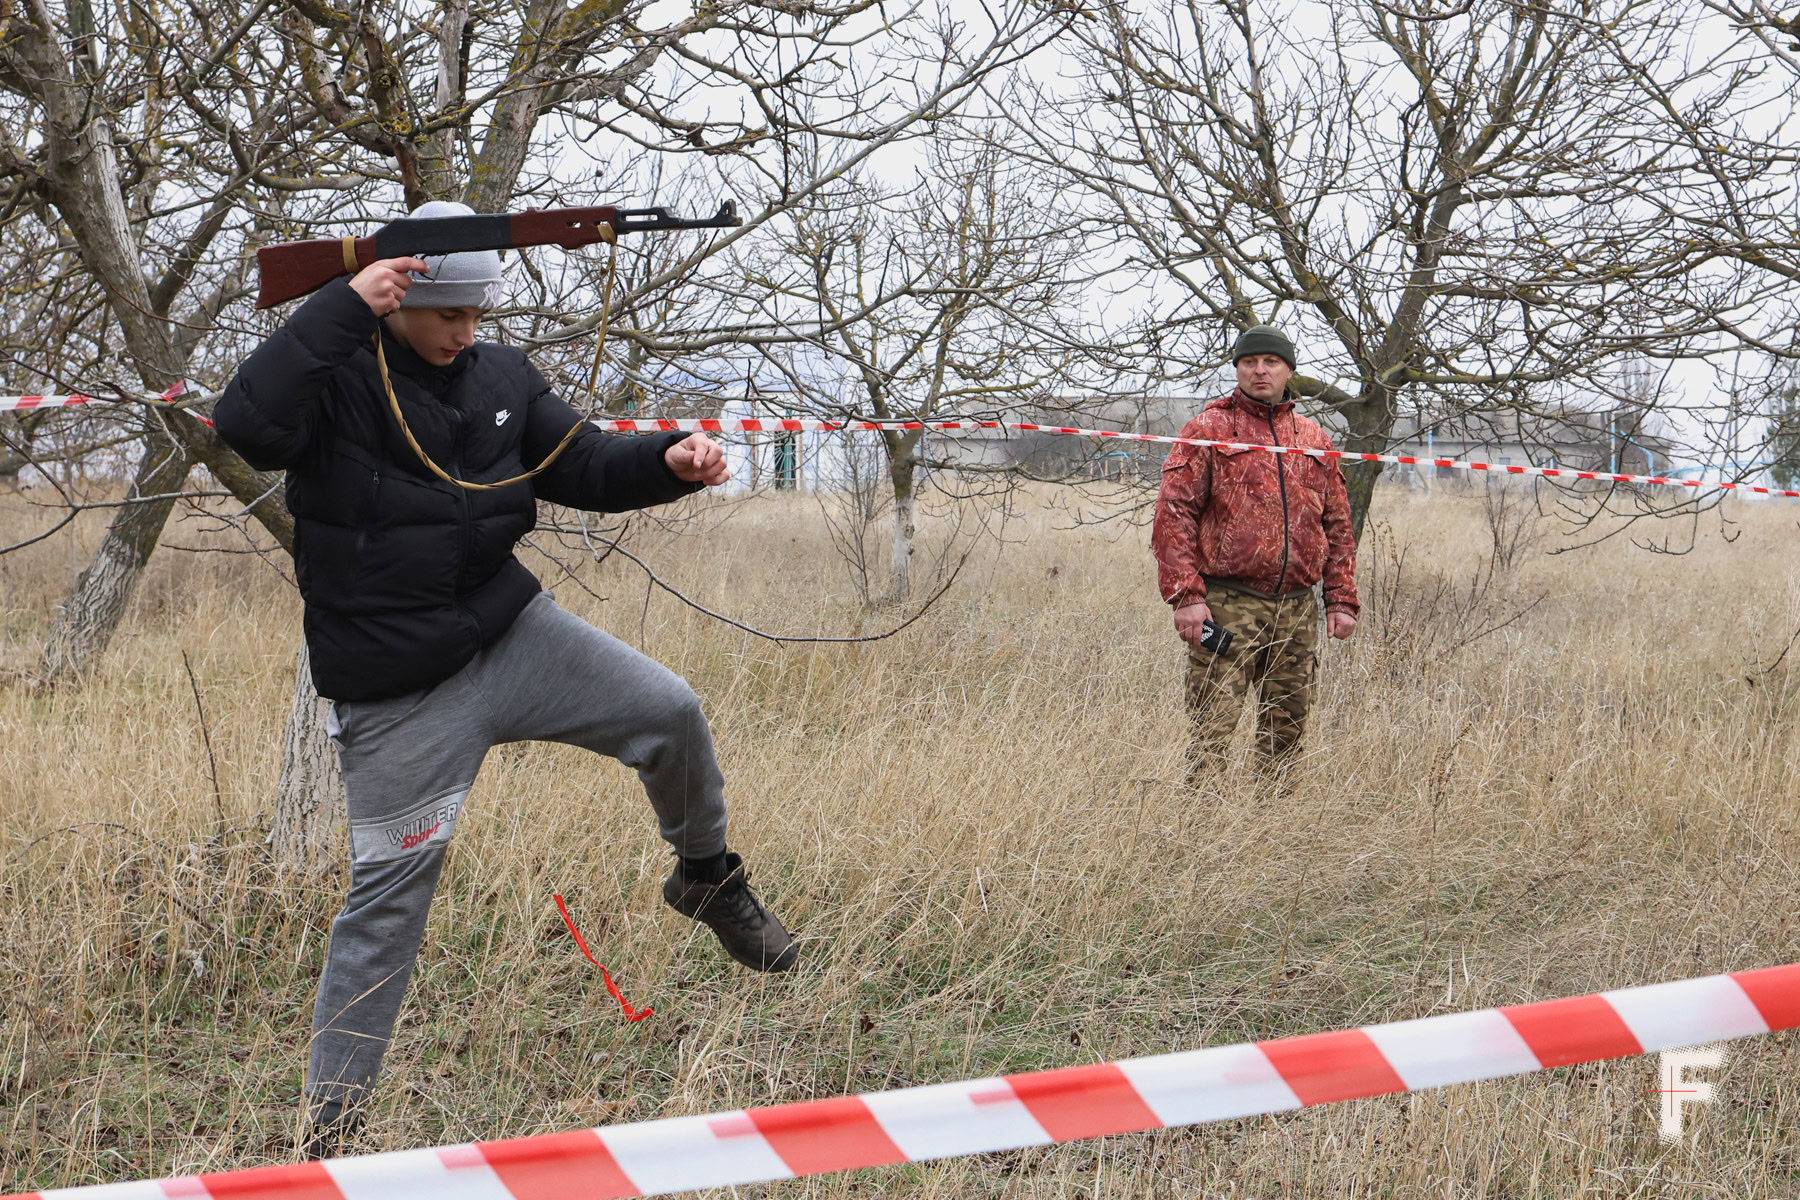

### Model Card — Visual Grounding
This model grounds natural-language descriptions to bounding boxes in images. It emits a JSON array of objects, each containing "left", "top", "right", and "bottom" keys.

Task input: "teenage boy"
[{"left": 215, "top": 200, "right": 796, "bottom": 1157}]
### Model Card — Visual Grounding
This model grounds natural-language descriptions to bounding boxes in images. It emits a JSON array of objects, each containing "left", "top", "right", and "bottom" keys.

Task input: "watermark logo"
[{"left": 1650, "top": 1045, "right": 1727, "bottom": 1142}]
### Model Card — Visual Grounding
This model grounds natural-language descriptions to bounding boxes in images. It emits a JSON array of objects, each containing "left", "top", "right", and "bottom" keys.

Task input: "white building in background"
[
  {"left": 594, "top": 366, "right": 878, "bottom": 495},
  {"left": 714, "top": 394, "right": 886, "bottom": 495},
  {"left": 708, "top": 393, "right": 1013, "bottom": 494}
]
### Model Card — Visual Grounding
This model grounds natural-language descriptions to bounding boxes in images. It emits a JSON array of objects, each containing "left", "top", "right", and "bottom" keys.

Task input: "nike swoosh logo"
[{"left": 495, "top": 409, "right": 511, "bottom": 426}]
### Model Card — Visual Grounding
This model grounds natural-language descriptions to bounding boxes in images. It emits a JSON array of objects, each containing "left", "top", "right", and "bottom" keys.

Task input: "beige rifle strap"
[{"left": 373, "top": 234, "right": 620, "bottom": 491}]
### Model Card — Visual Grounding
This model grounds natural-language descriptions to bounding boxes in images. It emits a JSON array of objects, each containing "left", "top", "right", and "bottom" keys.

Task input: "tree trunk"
[
  {"left": 1342, "top": 458, "right": 1381, "bottom": 545},
  {"left": 1338, "top": 385, "right": 1398, "bottom": 545},
  {"left": 271, "top": 644, "right": 347, "bottom": 873},
  {"left": 174, "top": 417, "right": 296, "bottom": 551},
  {"left": 38, "top": 429, "right": 191, "bottom": 685},
  {"left": 887, "top": 445, "right": 919, "bottom": 602}
]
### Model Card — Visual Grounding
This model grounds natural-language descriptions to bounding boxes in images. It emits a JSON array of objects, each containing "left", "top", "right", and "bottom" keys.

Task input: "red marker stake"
[{"left": 553, "top": 893, "right": 653, "bottom": 1022}]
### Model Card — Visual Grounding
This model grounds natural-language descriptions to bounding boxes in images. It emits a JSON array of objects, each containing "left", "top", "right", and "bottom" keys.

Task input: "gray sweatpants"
[{"left": 308, "top": 590, "right": 727, "bottom": 1106}]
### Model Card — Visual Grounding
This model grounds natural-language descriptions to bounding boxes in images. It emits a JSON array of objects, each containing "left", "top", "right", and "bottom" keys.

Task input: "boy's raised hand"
[
  {"left": 665, "top": 433, "right": 730, "bottom": 486},
  {"left": 350, "top": 257, "right": 432, "bottom": 316}
]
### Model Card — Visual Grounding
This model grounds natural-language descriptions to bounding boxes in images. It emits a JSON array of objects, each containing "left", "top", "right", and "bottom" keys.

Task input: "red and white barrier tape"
[
  {"left": 597, "top": 416, "right": 1800, "bottom": 498},
  {"left": 5, "top": 393, "right": 1790, "bottom": 498},
  {"left": 13, "top": 962, "right": 1797, "bottom": 1199},
  {"left": 0, "top": 383, "right": 215, "bottom": 429},
  {"left": 0, "top": 393, "right": 114, "bottom": 412},
  {"left": 0, "top": 382, "right": 193, "bottom": 414}
]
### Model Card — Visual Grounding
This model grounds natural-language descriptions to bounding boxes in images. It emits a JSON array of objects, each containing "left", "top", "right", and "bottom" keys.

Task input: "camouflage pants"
[{"left": 1183, "top": 587, "right": 1319, "bottom": 782}]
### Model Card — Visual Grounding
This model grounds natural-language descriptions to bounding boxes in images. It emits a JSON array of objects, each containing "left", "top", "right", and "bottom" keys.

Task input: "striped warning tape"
[
  {"left": 0, "top": 383, "right": 214, "bottom": 429},
  {"left": 11, "top": 962, "right": 1797, "bottom": 1199},
  {"left": 0, "top": 393, "right": 116, "bottom": 412},
  {"left": 0, "top": 382, "right": 193, "bottom": 414},
  {"left": 594, "top": 416, "right": 1800, "bottom": 499},
  {"left": 4, "top": 393, "right": 1792, "bottom": 498}
]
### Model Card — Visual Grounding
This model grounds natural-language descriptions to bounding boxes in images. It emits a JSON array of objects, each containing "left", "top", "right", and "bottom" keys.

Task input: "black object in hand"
[{"left": 1197, "top": 619, "right": 1233, "bottom": 655}]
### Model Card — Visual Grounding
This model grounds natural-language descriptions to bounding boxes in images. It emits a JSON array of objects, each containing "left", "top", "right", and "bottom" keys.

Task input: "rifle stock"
[
  {"left": 255, "top": 236, "right": 378, "bottom": 309},
  {"left": 252, "top": 200, "right": 741, "bottom": 309}
]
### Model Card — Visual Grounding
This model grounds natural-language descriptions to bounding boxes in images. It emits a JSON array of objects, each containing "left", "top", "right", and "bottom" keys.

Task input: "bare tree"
[
  {"left": 1627, "top": 2, "right": 1800, "bottom": 491},
  {"left": 1027, "top": 0, "right": 1784, "bottom": 540},
  {"left": 1, "top": 0, "right": 292, "bottom": 689},
  {"left": 727, "top": 135, "right": 1095, "bottom": 600},
  {"left": 0, "top": 0, "right": 1074, "bottom": 859}
]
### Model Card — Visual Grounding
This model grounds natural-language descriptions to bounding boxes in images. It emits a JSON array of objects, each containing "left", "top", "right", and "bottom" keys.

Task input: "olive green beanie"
[{"left": 1230, "top": 325, "right": 1296, "bottom": 369}]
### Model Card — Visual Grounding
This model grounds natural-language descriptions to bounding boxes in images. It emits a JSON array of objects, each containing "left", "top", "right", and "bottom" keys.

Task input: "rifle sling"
[{"left": 374, "top": 243, "right": 622, "bottom": 491}]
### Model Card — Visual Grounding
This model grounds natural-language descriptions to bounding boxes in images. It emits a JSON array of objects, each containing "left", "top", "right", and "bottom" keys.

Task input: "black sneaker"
[
  {"left": 300, "top": 1096, "right": 365, "bottom": 1161},
  {"left": 663, "top": 852, "right": 798, "bottom": 972}
]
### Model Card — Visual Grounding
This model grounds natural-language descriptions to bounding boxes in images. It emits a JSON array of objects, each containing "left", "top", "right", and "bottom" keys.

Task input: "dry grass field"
[{"left": 2, "top": 477, "right": 1797, "bottom": 1198}]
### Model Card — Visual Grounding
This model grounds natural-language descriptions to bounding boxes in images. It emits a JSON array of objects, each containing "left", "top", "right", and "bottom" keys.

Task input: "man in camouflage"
[{"left": 1152, "top": 326, "right": 1359, "bottom": 782}]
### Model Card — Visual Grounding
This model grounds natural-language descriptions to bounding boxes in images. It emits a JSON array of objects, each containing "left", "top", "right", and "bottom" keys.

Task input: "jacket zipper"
[
  {"left": 1266, "top": 403, "right": 1291, "bottom": 595},
  {"left": 449, "top": 406, "right": 482, "bottom": 649}
]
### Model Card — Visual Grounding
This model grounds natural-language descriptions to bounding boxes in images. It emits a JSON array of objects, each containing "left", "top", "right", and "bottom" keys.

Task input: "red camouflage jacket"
[{"left": 1152, "top": 388, "right": 1359, "bottom": 616}]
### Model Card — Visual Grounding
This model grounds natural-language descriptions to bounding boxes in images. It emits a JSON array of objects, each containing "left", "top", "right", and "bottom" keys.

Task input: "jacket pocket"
[
  {"left": 338, "top": 441, "right": 384, "bottom": 524},
  {"left": 1211, "top": 441, "right": 1272, "bottom": 491},
  {"left": 1283, "top": 448, "right": 1331, "bottom": 496},
  {"left": 308, "top": 440, "right": 385, "bottom": 529}
]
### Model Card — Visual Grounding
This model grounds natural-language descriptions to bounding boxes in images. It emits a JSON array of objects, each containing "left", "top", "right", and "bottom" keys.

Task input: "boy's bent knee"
[{"left": 654, "top": 680, "right": 707, "bottom": 728}]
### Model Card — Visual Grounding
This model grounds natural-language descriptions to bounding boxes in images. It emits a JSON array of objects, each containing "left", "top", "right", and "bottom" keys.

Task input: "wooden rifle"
[{"left": 254, "top": 200, "right": 740, "bottom": 309}]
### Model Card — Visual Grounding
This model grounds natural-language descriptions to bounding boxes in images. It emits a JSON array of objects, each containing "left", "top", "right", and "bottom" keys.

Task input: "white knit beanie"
[{"left": 399, "top": 200, "right": 506, "bottom": 310}]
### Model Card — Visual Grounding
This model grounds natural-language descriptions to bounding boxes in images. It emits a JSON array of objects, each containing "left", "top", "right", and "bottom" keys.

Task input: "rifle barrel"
[{"left": 611, "top": 200, "right": 741, "bottom": 234}]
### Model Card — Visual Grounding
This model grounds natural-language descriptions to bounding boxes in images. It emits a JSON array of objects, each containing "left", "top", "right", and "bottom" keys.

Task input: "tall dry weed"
[{"left": 1, "top": 482, "right": 1796, "bottom": 1196}]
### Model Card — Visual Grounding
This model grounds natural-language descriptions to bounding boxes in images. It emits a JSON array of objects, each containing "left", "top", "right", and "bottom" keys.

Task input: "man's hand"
[
  {"left": 1327, "top": 611, "right": 1356, "bottom": 640},
  {"left": 1174, "top": 601, "right": 1213, "bottom": 646},
  {"left": 665, "top": 432, "right": 730, "bottom": 486},
  {"left": 350, "top": 257, "right": 431, "bottom": 316}
]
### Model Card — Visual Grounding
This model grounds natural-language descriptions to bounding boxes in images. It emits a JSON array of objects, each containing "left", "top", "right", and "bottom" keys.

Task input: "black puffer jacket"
[{"left": 215, "top": 278, "right": 698, "bottom": 701}]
